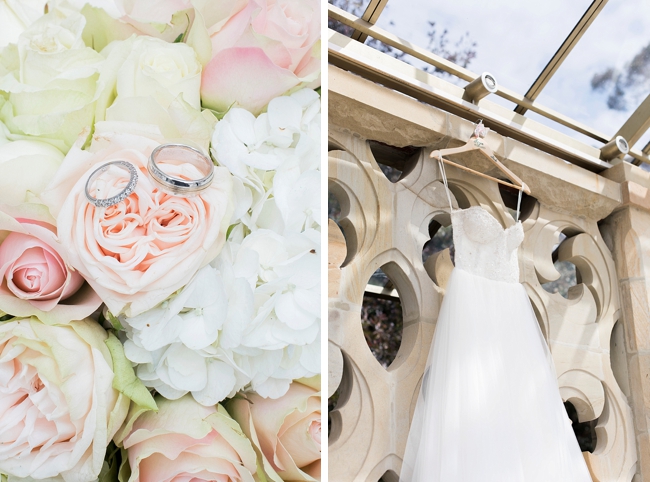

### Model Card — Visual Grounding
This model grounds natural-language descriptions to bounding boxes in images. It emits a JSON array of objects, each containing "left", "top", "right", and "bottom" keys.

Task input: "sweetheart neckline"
[{"left": 450, "top": 206, "right": 521, "bottom": 233}]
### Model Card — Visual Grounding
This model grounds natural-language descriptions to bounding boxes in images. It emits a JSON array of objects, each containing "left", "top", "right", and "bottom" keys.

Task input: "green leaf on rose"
[
  {"left": 256, "top": 464, "right": 270, "bottom": 482},
  {"left": 118, "top": 447, "right": 132, "bottom": 482},
  {"left": 81, "top": 122, "right": 95, "bottom": 150},
  {"left": 99, "top": 443, "right": 120, "bottom": 482},
  {"left": 99, "top": 442, "right": 131, "bottom": 482},
  {"left": 107, "top": 311, "right": 124, "bottom": 331},
  {"left": 226, "top": 223, "right": 238, "bottom": 240},
  {"left": 229, "top": 393, "right": 254, "bottom": 404},
  {"left": 105, "top": 332, "right": 158, "bottom": 412},
  {"left": 295, "top": 374, "right": 321, "bottom": 391},
  {"left": 201, "top": 101, "right": 236, "bottom": 120},
  {"left": 173, "top": 13, "right": 193, "bottom": 44}
]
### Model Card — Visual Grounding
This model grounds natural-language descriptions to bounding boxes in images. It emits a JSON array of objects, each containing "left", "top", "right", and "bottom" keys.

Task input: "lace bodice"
[{"left": 451, "top": 207, "right": 524, "bottom": 283}]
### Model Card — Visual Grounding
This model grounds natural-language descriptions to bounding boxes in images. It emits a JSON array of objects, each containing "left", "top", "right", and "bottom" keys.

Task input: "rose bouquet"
[{"left": 0, "top": 1, "right": 321, "bottom": 481}]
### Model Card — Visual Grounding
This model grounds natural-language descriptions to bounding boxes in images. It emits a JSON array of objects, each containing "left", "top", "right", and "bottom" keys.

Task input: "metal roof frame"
[
  {"left": 328, "top": 1, "right": 650, "bottom": 166},
  {"left": 350, "top": 0, "right": 390, "bottom": 43},
  {"left": 514, "top": 0, "right": 609, "bottom": 115},
  {"left": 615, "top": 94, "right": 650, "bottom": 150},
  {"left": 329, "top": 30, "right": 612, "bottom": 172}
]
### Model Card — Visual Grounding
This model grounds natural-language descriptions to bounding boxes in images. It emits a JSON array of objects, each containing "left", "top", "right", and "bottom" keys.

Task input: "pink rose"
[
  {"left": 41, "top": 133, "right": 233, "bottom": 317},
  {"left": 0, "top": 205, "right": 101, "bottom": 324},
  {"left": 115, "top": 394, "right": 258, "bottom": 482},
  {"left": 79, "top": 0, "right": 194, "bottom": 52},
  {"left": 0, "top": 318, "right": 130, "bottom": 481},
  {"left": 200, "top": 0, "right": 320, "bottom": 114},
  {"left": 227, "top": 378, "right": 321, "bottom": 481}
]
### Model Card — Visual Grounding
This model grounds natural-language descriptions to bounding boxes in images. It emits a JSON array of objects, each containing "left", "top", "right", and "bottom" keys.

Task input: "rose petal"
[{"left": 201, "top": 47, "right": 299, "bottom": 115}]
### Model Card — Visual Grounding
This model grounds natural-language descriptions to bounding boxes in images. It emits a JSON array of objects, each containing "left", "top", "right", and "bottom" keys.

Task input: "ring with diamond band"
[
  {"left": 85, "top": 160, "right": 139, "bottom": 208},
  {"left": 147, "top": 143, "right": 214, "bottom": 196}
]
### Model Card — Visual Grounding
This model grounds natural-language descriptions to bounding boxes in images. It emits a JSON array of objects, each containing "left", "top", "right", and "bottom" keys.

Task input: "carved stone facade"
[{"left": 328, "top": 65, "right": 649, "bottom": 482}]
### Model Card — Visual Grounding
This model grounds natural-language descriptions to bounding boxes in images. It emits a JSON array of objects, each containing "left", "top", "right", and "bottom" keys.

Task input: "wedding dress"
[{"left": 400, "top": 166, "right": 592, "bottom": 481}]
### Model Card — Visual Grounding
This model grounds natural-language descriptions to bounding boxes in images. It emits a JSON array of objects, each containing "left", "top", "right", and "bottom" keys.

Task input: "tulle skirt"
[{"left": 400, "top": 268, "right": 592, "bottom": 482}]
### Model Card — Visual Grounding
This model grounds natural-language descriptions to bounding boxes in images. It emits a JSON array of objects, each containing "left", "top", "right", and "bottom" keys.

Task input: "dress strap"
[
  {"left": 437, "top": 152, "right": 524, "bottom": 222},
  {"left": 436, "top": 154, "right": 454, "bottom": 212},
  {"left": 515, "top": 186, "right": 523, "bottom": 222}
]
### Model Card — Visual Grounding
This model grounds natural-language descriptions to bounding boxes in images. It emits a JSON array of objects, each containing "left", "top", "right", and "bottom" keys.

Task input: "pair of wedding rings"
[{"left": 84, "top": 144, "right": 214, "bottom": 208}]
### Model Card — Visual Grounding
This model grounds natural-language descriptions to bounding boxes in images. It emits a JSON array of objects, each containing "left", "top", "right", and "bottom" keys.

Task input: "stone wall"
[{"left": 328, "top": 65, "right": 646, "bottom": 482}]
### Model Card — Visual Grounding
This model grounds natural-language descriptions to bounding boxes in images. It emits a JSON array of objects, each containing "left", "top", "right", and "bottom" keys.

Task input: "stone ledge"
[{"left": 329, "top": 65, "right": 623, "bottom": 221}]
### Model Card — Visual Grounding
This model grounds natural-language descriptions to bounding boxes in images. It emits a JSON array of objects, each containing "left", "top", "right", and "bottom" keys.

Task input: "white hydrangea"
[
  {"left": 211, "top": 88, "right": 321, "bottom": 235},
  {"left": 118, "top": 264, "right": 252, "bottom": 405},
  {"left": 237, "top": 229, "right": 320, "bottom": 348},
  {"left": 119, "top": 229, "right": 320, "bottom": 405},
  {"left": 243, "top": 337, "right": 320, "bottom": 399}
]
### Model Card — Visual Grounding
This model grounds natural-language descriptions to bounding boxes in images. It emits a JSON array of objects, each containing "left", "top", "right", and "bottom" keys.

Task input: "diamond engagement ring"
[
  {"left": 85, "top": 160, "right": 139, "bottom": 208},
  {"left": 147, "top": 143, "right": 214, "bottom": 196}
]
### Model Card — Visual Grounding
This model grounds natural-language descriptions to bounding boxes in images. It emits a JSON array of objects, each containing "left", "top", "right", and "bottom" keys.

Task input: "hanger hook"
[{"left": 473, "top": 119, "right": 489, "bottom": 139}]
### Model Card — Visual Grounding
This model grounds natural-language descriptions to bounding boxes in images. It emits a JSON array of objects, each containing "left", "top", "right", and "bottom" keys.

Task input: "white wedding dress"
[{"left": 400, "top": 170, "right": 592, "bottom": 481}]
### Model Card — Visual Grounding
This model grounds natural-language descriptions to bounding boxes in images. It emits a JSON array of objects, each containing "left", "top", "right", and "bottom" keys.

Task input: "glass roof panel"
[
  {"left": 328, "top": 0, "right": 372, "bottom": 15},
  {"left": 328, "top": 0, "right": 373, "bottom": 35},
  {"left": 329, "top": 0, "right": 650, "bottom": 157},
  {"left": 534, "top": 0, "right": 650, "bottom": 146},
  {"left": 328, "top": 0, "right": 371, "bottom": 10},
  {"left": 367, "top": 0, "right": 593, "bottom": 94}
]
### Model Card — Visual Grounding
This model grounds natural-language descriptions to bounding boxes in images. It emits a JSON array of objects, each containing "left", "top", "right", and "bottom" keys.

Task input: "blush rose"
[
  {"left": 227, "top": 377, "right": 321, "bottom": 481},
  {"left": 0, "top": 317, "right": 131, "bottom": 481},
  {"left": 115, "top": 394, "right": 258, "bottom": 482},
  {"left": 0, "top": 205, "right": 101, "bottom": 324},
  {"left": 41, "top": 132, "right": 233, "bottom": 317},
  {"left": 198, "top": 0, "right": 320, "bottom": 115}
]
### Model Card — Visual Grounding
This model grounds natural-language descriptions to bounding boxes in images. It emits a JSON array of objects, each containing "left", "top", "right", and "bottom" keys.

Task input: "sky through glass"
[{"left": 329, "top": 0, "right": 650, "bottom": 154}]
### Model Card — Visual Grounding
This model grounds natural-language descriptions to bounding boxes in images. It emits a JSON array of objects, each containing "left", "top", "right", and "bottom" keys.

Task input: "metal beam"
[
  {"left": 351, "top": 0, "right": 390, "bottom": 43},
  {"left": 630, "top": 148, "right": 650, "bottom": 166},
  {"left": 328, "top": 30, "right": 615, "bottom": 172},
  {"left": 514, "top": 0, "right": 608, "bottom": 115},
  {"left": 328, "top": 5, "right": 610, "bottom": 144},
  {"left": 615, "top": 93, "right": 650, "bottom": 148},
  {"left": 327, "top": 4, "right": 650, "bottom": 167}
]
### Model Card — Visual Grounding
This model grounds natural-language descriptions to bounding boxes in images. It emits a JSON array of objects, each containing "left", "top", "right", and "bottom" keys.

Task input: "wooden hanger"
[{"left": 429, "top": 121, "right": 531, "bottom": 195}]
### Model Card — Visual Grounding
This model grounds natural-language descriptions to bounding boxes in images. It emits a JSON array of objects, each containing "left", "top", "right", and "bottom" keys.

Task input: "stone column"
[{"left": 603, "top": 162, "right": 650, "bottom": 482}]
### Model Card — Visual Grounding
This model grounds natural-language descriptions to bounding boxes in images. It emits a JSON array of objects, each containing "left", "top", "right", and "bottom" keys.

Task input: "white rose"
[
  {"left": 95, "top": 35, "right": 215, "bottom": 150},
  {"left": 0, "top": 11, "right": 104, "bottom": 152},
  {"left": 0, "top": 0, "right": 48, "bottom": 49},
  {"left": 77, "top": 0, "right": 192, "bottom": 53},
  {"left": 107, "top": 35, "right": 201, "bottom": 109},
  {"left": 0, "top": 318, "right": 148, "bottom": 482},
  {"left": 0, "top": 132, "right": 64, "bottom": 206}
]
